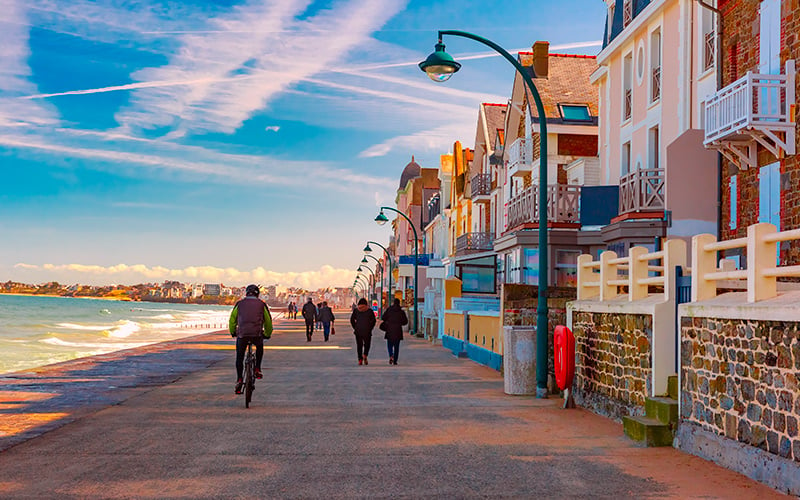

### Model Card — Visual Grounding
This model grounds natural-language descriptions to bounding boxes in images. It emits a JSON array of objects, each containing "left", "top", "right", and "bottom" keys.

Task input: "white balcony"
[
  {"left": 507, "top": 137, "right": 532, "bottom": 177},
  {"left": 506, "top": 184, "right": 581, "bottom": 231},
  {"left": 704, "top": 60, "right": 796, "bottom": 170},
  {"left": 469, "top": 173, "right": 492, "bottom": 203}
]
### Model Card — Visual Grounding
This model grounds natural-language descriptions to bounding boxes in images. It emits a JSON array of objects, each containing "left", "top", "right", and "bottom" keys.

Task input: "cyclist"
[{"left": 229, "top": 284, "right": 273, "bottom": 394}]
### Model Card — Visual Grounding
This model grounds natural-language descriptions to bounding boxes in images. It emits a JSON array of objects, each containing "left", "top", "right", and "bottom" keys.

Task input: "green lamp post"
[
  {"left": 362, "top": 254, "right": 384, "bottom": 316},
  {"left": 420, "top": 30, "right": 550, "bottom": 398},
  {"left": 375, "top": 206, "right": 419, "bottom": 337},
  {"left": 358, "top": 264, "right": 376, "bottom": 301},
  {"left": 365, "top": 241, "right": 393, "bottom": 311}
]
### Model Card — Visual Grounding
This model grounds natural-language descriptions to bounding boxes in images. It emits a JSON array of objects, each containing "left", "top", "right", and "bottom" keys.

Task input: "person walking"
[
  {"left": 287, "top": 301, "right": 293, "bottom": 320},
  {"left": 381, "top": 298, "right": 408, "bottom": 365},
  {"left": 317, "top": 301, "right": 335, "bottom": 342},
  {"left": 316, "top": 302, "right": 324, "bottom": 330},
  {"left": 229, "top": 284, "right": 272, "bottom": 394},
  {"left": 301, "top": 297, "right": 317, "bottom": 342},
  {"left": 350, "top": 297, "right": 376, "bottom": 365}
]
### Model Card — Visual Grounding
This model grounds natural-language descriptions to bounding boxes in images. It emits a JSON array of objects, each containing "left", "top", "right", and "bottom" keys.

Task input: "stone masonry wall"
[
  {"left": 680, "top": 317, "right": 800, "bottom": 463},
  {"left": 571, "top": 311, "right": 653, "bottom": 421}
]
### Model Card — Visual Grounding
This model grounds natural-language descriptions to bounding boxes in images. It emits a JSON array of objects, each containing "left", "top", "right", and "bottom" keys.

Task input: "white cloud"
[
  {"left": 359, "top": 122, "right": 472, "bottom": 158},
  {"left": 15, "top": 262, "right": 358, "bottom": 289},
  {"left": 265, "top": 125, "right": 280, "bottom": 132}
]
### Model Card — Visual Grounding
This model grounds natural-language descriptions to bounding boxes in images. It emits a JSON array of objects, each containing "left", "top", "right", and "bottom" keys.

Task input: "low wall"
[
  {"left": 567, "top": 296, "right": 674, "bottom": 422},
  {"left": 677, "top": 294, "right": 800, "bottom": 494},
  {"left": 468, "top": 312, "right": 502, "bottom": 355}
]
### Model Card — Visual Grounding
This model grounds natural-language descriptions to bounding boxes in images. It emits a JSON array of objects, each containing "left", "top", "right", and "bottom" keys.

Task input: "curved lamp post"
[
  {"left": 365, "top": 241, "right": 393, "bottom": 310},
  {"left": 375, "top": 206, "right": 419, "bottom": 336},
  {"left": 420, "top": 30, "right": 550, "bottom": 397},
  {"left": 354, "top": 276, "right": 368, "bottom": 299},
  {"left": 358, "top": 264, "right": 376, "bottom": 300},
  {"left": 362, "top": 254, "right": 384, "bottom": 316}
]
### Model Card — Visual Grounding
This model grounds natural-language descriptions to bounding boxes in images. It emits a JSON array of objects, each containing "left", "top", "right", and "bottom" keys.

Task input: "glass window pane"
[{"left": 560, "top": 104, "right": 592, "bottom": 121}]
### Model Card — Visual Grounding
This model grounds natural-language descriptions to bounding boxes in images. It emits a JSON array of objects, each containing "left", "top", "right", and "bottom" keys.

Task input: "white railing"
[
  {"left": 623, "top": 0, "right": 633, "bottom": 27},
  {"left": 619, "top": 167, "right": 665, "bottom": 214},
  {"left": 576, "top": 239, "right": 687, "bottom": 302},
  {"left": 506, "top": 184, "right": 582, "bottom": 230},
  {"left": 704, "top": 60, "right": 796, "bottom": 146},
  {"left": 692, "top": 222, "right": 800, "bottom": 303},
  {"left": 703, "top": 31, "right": 715, "bottom": 71},
  {"left": 508, "top": 137, "right": 532, "bottom": 172}
]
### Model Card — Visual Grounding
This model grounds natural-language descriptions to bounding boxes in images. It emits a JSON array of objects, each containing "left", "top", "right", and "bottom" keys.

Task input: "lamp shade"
[
  {"left": 418, "top": 42, "right": 461, "bottom": 82},
  {"left": 375, "top": 211, "right": 389, "bottom": 226}
]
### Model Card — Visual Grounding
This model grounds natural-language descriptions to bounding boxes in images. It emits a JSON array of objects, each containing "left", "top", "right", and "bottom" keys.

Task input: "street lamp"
[
  {"left": 365, "top": 241, "right": 393, "bottom": 310},
  {"left": 358, "top": 264, "right": 376, "bottom": 300},
  {"left": 420, "top": 30, "right": 550, "bottom": 398},
  {"left": 375, "top": 206, "right": 419, "bottom": 337},
  {"left": 362, "top": 254, "right": 384, "bottom": 316}
]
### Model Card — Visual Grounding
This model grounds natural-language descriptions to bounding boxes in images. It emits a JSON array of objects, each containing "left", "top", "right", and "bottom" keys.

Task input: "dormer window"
[
  {"left": 623, "top": 0, "right": 633, "bottom": 27},
  {"left": 559, "top": 104, "right": 592, "bottom": 122}
]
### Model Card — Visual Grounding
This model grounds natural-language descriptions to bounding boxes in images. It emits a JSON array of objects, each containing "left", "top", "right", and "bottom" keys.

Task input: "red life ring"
[{"left": 554, "top": 325, "right": 576, "bottom": 391}]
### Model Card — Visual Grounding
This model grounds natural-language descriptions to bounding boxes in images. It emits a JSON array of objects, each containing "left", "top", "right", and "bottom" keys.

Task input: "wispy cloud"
[
  {"left": 114, "top": 0, "right": 408, "bottom": 136},
  {"left": 265, "top": 125, "right": 280, "bottom": 132},
  {"left": 14, "top": 262, "right": 358, "bottom": 289},
  {"left": 359, "top": 122, "right": 473, "bottom": 158}
]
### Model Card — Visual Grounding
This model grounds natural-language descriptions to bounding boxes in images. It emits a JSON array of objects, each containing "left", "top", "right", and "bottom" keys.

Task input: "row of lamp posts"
[{"left": 354, "top": 30, "right": 550, "bottom": 396}]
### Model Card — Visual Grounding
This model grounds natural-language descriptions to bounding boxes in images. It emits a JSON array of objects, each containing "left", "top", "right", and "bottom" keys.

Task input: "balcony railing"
[
  {"left": 704, "top": 60, "right": 796, "bottom": 168},
  {"left": 703, "top": 31, "right": 715, "bottom": 71},
  {"left": 651, "top": 66, "right": 661, "bottom": 102},
  {"left": 623, "top": 88, "right": 632, "bottom": 121},
  {"left": 507, "top": 137, "right": 532, "bottom": 176},
  {"left": 455, "top": 232, "right": 494, "bottom": 255},
  {"left": 623, "top": 0, "right": 633, "bottom": 27},
  {"left": 618, "top": 167, "right": 665, "bottom": 214},
  {"left": 470, "top": 173, "right": 492, "bottom": 199},
  {"left": 506, "top": 184, "right": 582, "bottom": 230}
]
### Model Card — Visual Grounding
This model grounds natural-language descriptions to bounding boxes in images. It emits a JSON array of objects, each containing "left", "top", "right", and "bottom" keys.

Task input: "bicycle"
[{"left": 242, "top": 341, "right": 256, "bottom": 408}]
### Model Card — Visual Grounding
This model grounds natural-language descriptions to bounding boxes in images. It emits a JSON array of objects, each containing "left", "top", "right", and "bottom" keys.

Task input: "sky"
[{"left": 0, "top": 0, "right": 607, "bottom": 290}]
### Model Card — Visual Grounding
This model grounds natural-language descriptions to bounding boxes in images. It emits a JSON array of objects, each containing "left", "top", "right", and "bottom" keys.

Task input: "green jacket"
[{"left": 229, "top": 297, "right": 273, "bottom": 338}]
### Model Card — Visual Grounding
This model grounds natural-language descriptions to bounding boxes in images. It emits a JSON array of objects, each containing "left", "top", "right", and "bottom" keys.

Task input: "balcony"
[
  {"left": 618, "top": 167, "right": 665, "bottom": 215},
  {"left": 506, "top": 184, "right": 582, "bottom": 230},
  {"left": 470, "top": 173, "right": 491, "bottom": 203},
  {"left": 507, "top": 137, "right": 532, "bottom": 177},
  {"left": 455, "top": 232, "right": 494, "bottom": 255},
  {"left": 704, "top": 60, "right": 796, "bottom": 170}
]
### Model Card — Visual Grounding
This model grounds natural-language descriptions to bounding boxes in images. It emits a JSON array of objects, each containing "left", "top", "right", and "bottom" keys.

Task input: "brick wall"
[
  {"left": 557, "top": 134, "right": 598, "bottom": 157},
  {"left": 718, "top": 0, "right": 800, "bottom": 265},
  {"left": 680, "top": 317, "right": 800, "bottom": 463},
  {"left": 571, "top": 311, "right": 653, "bottom": 421}
]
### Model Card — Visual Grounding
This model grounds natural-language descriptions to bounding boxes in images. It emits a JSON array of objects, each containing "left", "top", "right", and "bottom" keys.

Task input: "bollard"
[{"left": 503, "top": 326, "right": 536, "bottom": 395}]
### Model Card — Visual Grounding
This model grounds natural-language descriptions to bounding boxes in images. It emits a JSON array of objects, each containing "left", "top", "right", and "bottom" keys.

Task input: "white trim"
[
  {"left": 530, "top": 124, "right": 598, "bottom": 135},
  {"left": 597, "top": 0, "right": 669, "bottom": 64}
]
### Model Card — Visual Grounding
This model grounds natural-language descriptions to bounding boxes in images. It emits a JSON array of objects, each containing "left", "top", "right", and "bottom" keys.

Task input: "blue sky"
[{"left": 0, "top": 0, "right": 607, "bottom": 289}]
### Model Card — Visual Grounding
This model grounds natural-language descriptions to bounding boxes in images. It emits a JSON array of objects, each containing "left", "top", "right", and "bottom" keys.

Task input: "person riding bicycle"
[{"left": 229, "top": 284, "right": 273, "bottom": 394}]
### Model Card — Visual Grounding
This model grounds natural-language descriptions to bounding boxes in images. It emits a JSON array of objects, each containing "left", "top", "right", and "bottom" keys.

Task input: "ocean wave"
[
  {"left": 104, "top": 320, "right": 141, "bottom": 338},
  {"left": 56, "top": 323, "right": 108, "bottom": 331},
  {"left": 39, "top": 336, "right": 147, "bottom": 350},
  {"left": 150, "top": 314, "right": 176, "bottom": 320}
]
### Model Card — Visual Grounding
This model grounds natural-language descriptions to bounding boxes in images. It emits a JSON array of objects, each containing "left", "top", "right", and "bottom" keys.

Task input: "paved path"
[{"left": 0, "top": 315, "right": 788, "bottom": 498}]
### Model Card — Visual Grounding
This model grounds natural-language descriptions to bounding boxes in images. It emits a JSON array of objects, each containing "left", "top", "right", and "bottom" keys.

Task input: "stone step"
[
  {"left": 645, "top": 396, "right": 679, "bottom": 426},
  {"left": 623, "top": 415, "right": 674, "bottom": 447},
  {"left": 667, "top": 374, "right": 678, "bottom": 399}
]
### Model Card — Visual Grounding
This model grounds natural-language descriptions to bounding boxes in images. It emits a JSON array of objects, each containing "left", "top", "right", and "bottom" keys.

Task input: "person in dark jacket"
[
  {"left": 381, "top": 298, "right": 408, "bottom": 365},
  {"left": 229, "top": 284, "right": 273, "bottom": 394},
  {"left": 301, "top": 297, "right": 317, "bottom": 341},
  {"left": 350, "top": 297, "right": 376, "bottom": 365},
  {"left": 317, "top": 301, "right": 335, "bottom": 342}
]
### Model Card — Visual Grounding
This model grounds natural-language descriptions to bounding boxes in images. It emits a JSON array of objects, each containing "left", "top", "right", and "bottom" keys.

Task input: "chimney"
[{"left": 532, "top": 41, "right": 549, "bottom": 78}]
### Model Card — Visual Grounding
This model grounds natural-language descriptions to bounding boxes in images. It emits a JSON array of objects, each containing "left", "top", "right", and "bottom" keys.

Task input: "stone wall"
[
  {"left": 680, "top": 317, "right": 800, "bottom": 463},
  {"left": 571, "top": 311, "right": 653, "bottom": 421}
]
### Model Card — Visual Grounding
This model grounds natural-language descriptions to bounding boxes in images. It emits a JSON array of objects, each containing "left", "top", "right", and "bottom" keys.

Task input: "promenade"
[{"left": 0, "top": 313, "right": 788, "bottom": 498}]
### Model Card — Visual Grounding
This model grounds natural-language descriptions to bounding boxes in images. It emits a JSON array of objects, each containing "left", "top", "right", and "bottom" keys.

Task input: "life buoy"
[{"left": 554, "top": 325, "right": 576, "bottom": 391}]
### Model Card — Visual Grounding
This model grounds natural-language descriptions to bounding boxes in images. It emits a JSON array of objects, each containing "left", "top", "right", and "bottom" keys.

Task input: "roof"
[
  {"left": 398, "top": 156, "right": 421, "bottom": 190},
  {"left": 516, "top": 52, "right": 599, "bottom": 123},
  {"left": 483, "top": 103, "right": 507, "bottom": 144},
  {"left": 603, "top": 0, "right": 654, "bottom": 49}
]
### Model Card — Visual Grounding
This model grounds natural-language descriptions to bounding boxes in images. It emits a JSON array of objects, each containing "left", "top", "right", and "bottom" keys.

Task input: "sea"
[{"left": 0, "top": 294, "right": 242, "bottom": 375}]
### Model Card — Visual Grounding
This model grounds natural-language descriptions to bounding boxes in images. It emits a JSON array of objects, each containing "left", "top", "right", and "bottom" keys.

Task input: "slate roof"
[
  {"left": 483, "top": 103, "right": 507, "bottom": 145},
  {"left": 603, "top": 0, "right": 654, "bottom": 48},
  {"left": 398, "top": 156, "right": 421, "bottom": 190},
  {"left": 517, "top": 53, "right": 599, "bottom": 123}
]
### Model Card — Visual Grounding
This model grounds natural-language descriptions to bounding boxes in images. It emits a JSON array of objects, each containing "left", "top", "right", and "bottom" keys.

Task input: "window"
[
  {"left": 650, "top": 29, "right": 661, "bottom": 103},
  {"left": 455, "top": 256, "right": 497, "bottom": 294},
  {"left": 555, "top": 250, "right": 580, "bottom": 287},
  {"left": 759, "top": 0, "right": 781, "bottom": 75},
  {"left": 622, "top": 141, "right": 631, "bottom": 175},
  {"left": 522, "top": 248, "right": 540, "bottom": 285},
  {"left": 559, "top": 104, "right": 592, "bottom": 122},
  {"left": 729, "top": 175, "right": 737, "bottom": 230},
  {"left": 701, "top": 2, "right": 716, "bottom": 71},
  {"left": 623, "top": 53, "right": 633, "bottom": 121},
  {"left": 648, "top": 126, "right": 659, "bottom": 169},
  {"left": 623, "top": 0, "right": 633, "bottom": 27},
  {"left": 607, "top": 4, "right": 615, "bottom": 43},
  {"left": 759, "top": 162, "right": 780, "bottom": 230}
]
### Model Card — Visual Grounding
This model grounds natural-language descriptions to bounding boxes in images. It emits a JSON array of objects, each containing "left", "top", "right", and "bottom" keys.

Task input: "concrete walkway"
[{"left": 0, "top": 315, "right": 789, "bottom": 498}]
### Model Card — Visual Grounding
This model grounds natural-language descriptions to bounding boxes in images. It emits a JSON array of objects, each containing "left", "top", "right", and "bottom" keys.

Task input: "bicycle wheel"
[{"left": 244, "top": 351, "right": 254, "bottom": 408}]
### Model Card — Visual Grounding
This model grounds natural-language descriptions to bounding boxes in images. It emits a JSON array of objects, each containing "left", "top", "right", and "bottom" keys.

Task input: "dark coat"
[
  {"left": 318, "top": 305, "right": 335, "bottom": 323},
  {"left": 301, "top": 301, "right": 317, "bottom": 322},
  {"left": 350, "top": 304, "right": 376, "bottom": 338},
  {"left": 381, "top": 304, "right": 408, "bottom": 341}
]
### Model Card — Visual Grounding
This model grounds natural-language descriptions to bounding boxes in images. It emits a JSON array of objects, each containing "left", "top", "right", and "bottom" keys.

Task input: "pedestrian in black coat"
[
  {"left": 381, "top": 298, "right": 408, "bottom": 365},
  {"left": 350, "top": 298, "right": 376, "bottom": 365}
]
